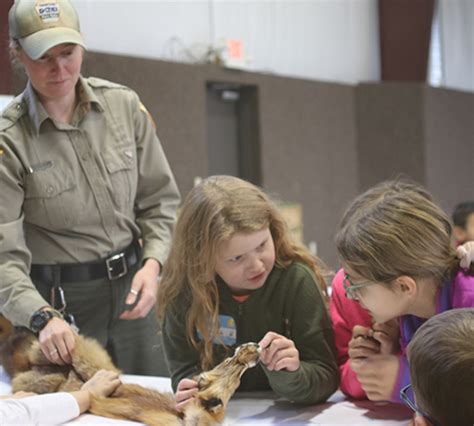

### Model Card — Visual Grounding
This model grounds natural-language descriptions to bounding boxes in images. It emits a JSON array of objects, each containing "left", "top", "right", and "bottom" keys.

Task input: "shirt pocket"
[
  {"left": 23, "top": 165, "right": 78, "bottom": 230},
  {"left": 102, "top": 145, "right": 137, "bottom": 213}
]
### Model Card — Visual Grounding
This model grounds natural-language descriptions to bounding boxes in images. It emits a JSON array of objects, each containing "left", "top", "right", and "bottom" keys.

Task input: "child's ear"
[
  {"left": 394, "top": 276, "right": 417, "bottom": 296},
  {"left": 453, "top": 225, "right": 466, "bottom": 244}
]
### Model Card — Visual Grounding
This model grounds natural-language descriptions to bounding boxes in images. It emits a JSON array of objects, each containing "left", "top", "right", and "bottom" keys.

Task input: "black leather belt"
[{"left": 30, "top": 242, "right": 140, "bottom": 284}]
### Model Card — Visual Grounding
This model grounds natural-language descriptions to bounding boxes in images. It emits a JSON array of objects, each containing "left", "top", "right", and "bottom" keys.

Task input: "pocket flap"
[
  {"left": 103, "top": 146, "right": 135, "bottom": 174},
  {"left": 24, "top": 165, "right": 75, "bottom": 199}
]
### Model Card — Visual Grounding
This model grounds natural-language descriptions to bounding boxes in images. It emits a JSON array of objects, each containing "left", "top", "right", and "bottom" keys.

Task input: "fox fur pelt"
[{"left": 0, "top": 325, "right": 260, "bottom": 426}]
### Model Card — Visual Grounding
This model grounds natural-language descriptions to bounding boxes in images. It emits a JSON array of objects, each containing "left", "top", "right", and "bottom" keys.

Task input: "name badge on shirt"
[
  {"left": 218, "top": 315, "right": 237, "bottom": 345},
  {"left": 197, "top": 315, "right": 237, "bottom": 345}
]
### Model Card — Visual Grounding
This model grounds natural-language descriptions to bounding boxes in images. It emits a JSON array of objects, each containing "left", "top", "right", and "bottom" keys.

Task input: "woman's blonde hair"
[
  {"left": 158, "top": 175, "right": 326, "bottom": 369},
  {"left": 336, "top": 180, "right": 458, "bottom": 286}
]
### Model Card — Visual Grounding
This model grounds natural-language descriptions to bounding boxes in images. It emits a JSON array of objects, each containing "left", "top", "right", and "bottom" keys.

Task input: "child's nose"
[{"left": 247, "top": 255, "right": 264, "bottom": 271}]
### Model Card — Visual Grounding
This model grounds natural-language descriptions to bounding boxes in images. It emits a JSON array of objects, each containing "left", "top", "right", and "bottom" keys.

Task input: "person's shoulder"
[
  {"left": 0, "top": 95, "right": 27, "bottom": 132},
  {"left": 85, "top": 76, "right": 131, "bottom": 91},
  {"left": 278, "top": 261, "right": 319, "bottom": 287}
]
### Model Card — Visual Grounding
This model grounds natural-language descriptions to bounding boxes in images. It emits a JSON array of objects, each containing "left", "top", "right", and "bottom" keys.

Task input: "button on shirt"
[{"left": 0, "top": 76, "right": 180, "bottom": 327}]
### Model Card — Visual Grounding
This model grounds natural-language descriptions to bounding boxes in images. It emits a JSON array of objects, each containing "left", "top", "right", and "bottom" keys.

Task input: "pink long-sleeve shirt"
[{"left": 329, "top": 268, "right": 372, "bottom": 399}]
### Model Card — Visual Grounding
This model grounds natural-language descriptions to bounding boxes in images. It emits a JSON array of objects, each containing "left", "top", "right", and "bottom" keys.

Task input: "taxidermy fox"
[{"left": 0, "top": 326, "right": 260, "bottom": 426}]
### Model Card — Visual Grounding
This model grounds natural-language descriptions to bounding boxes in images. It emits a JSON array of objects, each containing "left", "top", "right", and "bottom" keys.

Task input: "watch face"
[{"left": 31, "top": 311, "right": 53, "bottom": 332}]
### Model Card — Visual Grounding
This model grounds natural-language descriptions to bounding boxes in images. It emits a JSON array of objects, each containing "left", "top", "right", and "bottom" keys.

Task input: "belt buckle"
[{"left": 106, "top": 252, "right": 128, "bottom": 280}]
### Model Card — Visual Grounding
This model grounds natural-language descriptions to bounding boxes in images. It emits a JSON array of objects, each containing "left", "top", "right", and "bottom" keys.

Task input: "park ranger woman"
[{"left": 1, "top": 0, "right": 180, "bottom": 375}]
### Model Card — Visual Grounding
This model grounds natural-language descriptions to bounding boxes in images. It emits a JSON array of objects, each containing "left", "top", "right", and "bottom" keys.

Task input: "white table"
[{"left": 1, "top": 367, "right": 412, "bottom": 425}]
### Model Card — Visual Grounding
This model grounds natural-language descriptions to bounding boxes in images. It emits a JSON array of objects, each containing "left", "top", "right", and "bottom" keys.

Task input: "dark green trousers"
[{"left": 34, "top": 264, "right": 168, "bottom": 376}]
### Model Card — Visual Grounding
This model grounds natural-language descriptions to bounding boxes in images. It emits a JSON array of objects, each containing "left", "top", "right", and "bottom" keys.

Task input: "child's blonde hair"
[
  {"left": 158, "top": 175, "right": 326, "bottom": 369},
  {"left": 336, "top": 180, "right": 458, "bottom": 286}
]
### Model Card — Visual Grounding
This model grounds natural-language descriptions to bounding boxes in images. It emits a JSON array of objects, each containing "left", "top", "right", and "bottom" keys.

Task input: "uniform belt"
[{"left": 30, "top": 242, "right": 140, "bottom": 284}]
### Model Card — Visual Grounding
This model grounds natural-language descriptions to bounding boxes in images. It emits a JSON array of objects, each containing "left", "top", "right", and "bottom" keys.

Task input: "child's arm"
[
  {"left": 329, "top": 269, "right": 373, "bottom": 399},
  {"left": 161, "top": 304, "right": 203, "bottom": 392},
  {"left": 0, "top": 370, "right": 120, "bottom": 424},
  {"left": 260, "top": 264, "right": 339, "bottom": 404}
]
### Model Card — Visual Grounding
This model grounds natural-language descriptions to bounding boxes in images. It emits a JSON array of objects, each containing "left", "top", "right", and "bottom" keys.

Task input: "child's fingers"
[
  {"left": 273, "top": 354, "right": 300, "bottom": 372},
  {"left": 258, "top": 331, "right": 279, "bottom": 351},
  {"left": 349, "top": 335, "right": 380, "bottom": 352},
  {"left": 352, "top": 325, "right": 373, "bottom": 339},
  {"left": 175, "top": 396, "right": 195, "bottom": 412},
  {"left": 348, "top": 346, "right": 379, "bottom": 359},
  {"left": 266, "top": 347, "right": 299, "bottom": 371},
  {"left": 176, "top": 378, "right": 198, "bottom": 392},
  {"left": 175, "top": 388, "right": 198, "bottom": 404},
  {"left": 457, "top": 242, "right": 474, "bottom": 268},
  {"left": 259, "top": 333, "right": 292, "bottom": 364}
]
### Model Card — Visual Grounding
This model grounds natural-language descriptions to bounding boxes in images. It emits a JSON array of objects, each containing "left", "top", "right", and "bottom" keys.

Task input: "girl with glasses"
[{"left": 332, "top": 180, "right": 474, "bottom": 403}]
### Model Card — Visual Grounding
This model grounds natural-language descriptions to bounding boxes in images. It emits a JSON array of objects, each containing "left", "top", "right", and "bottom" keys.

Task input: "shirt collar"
[{"left": 23, "top": 76, "right": 104, "bottom": 134}]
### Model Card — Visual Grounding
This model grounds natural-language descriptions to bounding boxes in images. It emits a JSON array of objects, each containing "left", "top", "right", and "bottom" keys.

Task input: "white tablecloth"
[{"left": 1, "top": 367, "right": 412, "bottom": 425}]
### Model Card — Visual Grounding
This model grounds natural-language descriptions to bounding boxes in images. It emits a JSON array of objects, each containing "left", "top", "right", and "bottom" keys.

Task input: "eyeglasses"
[
  {"left": 400, "top": 384, "right": 441, "bottom": 426},
  {"left": 343, "top": 273, "right": 377, "bottom": 300}
]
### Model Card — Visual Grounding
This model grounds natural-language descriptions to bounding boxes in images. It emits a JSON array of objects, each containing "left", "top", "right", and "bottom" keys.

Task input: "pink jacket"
[{"left": 329, "top": 268, "right": 372, "bottom": 399}]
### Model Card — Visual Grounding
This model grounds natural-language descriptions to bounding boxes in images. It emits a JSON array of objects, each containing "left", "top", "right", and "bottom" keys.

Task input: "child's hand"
[
  {"left": 348, "top": 325, "right": 380, "bottom": 359},
  {"left": 258, "top": 331, "right": 300, "bottom": 372},
  {"left": 371, "top": 319, "right": 400, "bottom": 355},
  {"left": 350, "top": 354, "right": 399, "bottom": 401},
  {"left": 457, "top": 241, "right": 474, "bottom": 269},
  {"left": 175, "top": 378, "right": 199, "bottom": 412},
  {"left": 81, "top": 369, "right": 121, "bottom": 398}
]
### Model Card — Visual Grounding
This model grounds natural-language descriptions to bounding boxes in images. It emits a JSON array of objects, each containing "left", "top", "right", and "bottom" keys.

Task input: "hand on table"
[
  {"left": 259, "top": 331, "right": 300, "bottom": 372},
  {"left": 120, "top": 258, "right": 160, "bottom": 320}
]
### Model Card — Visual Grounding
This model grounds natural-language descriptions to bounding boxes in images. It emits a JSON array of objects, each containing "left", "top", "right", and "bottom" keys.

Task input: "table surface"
[{"left": 1, "top": 367, "right": 412, "bottom": 425}]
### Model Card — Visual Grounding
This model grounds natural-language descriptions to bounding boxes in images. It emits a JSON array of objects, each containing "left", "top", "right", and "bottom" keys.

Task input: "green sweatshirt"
[{"left": 162, "top": 262, "right": 339, "bottom": 404}]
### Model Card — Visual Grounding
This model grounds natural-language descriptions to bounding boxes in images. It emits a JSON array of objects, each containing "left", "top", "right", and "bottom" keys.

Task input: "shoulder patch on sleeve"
[
  {"left": 139, "top": 102, "right": 157, "bottom": 130},
  {"left": 0, "top": 97, "right": 27, "bottom": 131}
]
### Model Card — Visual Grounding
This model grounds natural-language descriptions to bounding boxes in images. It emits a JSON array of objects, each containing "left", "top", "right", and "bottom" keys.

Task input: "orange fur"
[{"left": 0, "top": 326, "right": 259, "bottom": 425}]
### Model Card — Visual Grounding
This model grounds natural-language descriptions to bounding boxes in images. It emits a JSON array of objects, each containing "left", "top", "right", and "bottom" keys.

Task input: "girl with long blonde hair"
[{"left": 158, "top": 175, "right": 338, "bottom": 410}]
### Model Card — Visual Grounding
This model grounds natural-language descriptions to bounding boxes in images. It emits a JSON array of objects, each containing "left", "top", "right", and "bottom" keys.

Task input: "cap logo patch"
[{"left": 36, "top": 3, "right": 60, "bottom": 23}]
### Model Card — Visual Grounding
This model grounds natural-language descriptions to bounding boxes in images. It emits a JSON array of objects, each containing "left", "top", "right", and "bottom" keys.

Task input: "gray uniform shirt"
[{"left": 0, "top": 76, "right": 180, "bottom": 327}]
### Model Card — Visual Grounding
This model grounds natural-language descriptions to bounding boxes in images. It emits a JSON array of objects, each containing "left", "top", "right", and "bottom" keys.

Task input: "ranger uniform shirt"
[{"left": 0, "top": 76, "right": 180, "bottom": 327}]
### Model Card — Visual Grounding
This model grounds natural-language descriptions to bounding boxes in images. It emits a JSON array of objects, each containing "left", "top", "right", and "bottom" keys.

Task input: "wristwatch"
[{"left": 29, "top": 309, "right": 63, "bottom": 334}]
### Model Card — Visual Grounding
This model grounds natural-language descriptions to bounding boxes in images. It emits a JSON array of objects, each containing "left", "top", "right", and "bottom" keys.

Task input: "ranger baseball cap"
[{"left": 9, "top": 0, "right": 85, "bottom": 60}]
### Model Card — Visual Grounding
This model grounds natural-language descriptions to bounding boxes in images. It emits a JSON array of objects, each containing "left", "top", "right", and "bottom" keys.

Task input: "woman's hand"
[
  {"left": 350, "top": 354, "right": 400, "bottom": 401},
  {"left": 120, "top": 258, "right": 160, "bottom": 320},
  {"left": 175, "top": 378, "right": 199, "bottom": 412},
  {"left": 258, "top": 331, "right": 300, "bottom": 372},
  {"left": 39, "top": 317, "right": 77, "bottom": 364},
  {"left": 81, "top": 370, "right": 121, "bottom": 398}
]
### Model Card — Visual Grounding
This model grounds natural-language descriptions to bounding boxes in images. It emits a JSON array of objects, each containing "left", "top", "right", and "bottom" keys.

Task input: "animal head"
[{"left": 185, "top": 342, "right": 260, "bottom": 424}]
